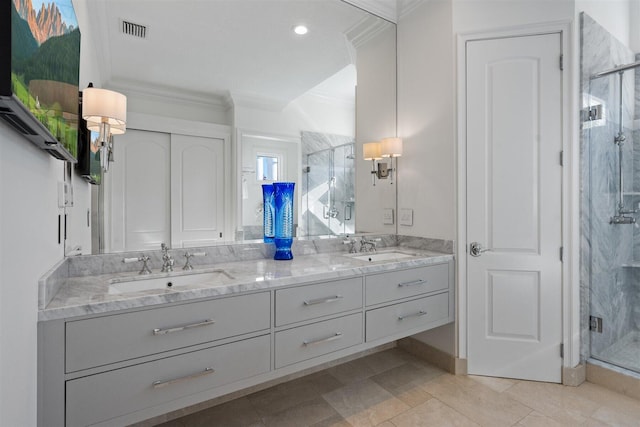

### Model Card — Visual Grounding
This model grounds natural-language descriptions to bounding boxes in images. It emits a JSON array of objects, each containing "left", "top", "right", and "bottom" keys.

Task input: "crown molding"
[
  {"left": 397, "top": 0, "right": 424, "bottom": 20},
  {"left": 106, "top": 78, "right": 232, "bottom": 111},
  {"left": 342, "top": 0, "right": 398, "bottom": 23},
  {"left": 345, "top": 14, "right": 393, "bottom": 49}
]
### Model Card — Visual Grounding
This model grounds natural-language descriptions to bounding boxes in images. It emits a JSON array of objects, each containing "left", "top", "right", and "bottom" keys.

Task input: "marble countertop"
[{"left": 39, "top": 248, "right": 453, "bottom": 322}]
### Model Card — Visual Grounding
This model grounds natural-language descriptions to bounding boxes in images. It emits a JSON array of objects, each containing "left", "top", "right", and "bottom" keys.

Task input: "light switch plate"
[
  {"left": 382, "top": 208, "right": 394, "bottom": 225},
  {"left": 399, "top": 208, "right": 413, "bottom": 226}
]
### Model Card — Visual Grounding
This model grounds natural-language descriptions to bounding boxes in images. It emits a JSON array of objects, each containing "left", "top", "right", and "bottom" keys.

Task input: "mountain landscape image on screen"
[{"left": 11, "top": 0, "right": 80, "bottom": 157}]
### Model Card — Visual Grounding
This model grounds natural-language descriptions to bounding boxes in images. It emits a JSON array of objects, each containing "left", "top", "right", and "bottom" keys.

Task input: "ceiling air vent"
[{"left": 121, "top": 20, "right": 147, "bottom": 39}]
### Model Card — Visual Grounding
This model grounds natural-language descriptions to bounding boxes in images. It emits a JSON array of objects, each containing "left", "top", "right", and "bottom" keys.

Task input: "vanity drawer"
[
  {"left": 275, "top": 277, "right": 362, "bottom": 326},
  {"left": 66, "top": 334, "right": 270, "bottom": 427},
  {"left": 275, "top": 313, "right": 362, "bottom": 368},
  {"left": 365, "top": 263, "right": 449, "bottom": 306},
  {"left": 66, "top": 292, "right": 270, "bottom": 373},
  {"left": 366, "top": 293, "right": 449, "bottom": 342}
]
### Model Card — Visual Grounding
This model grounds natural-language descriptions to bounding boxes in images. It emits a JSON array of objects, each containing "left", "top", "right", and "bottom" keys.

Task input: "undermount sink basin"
[
  {"left": 349, "top": 251, "right": 416, "bottom": 262},
  {"left": 108, "top": 270, "right": 233, "bottom": 294}
]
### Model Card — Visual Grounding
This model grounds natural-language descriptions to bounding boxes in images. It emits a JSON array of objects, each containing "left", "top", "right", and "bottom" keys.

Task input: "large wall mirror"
[{"left": 80, "top": 0, "right": 397, "bottom": 253}]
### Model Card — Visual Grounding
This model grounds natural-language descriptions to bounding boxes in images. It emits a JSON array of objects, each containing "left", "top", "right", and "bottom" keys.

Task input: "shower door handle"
[{"left": 470, "top": 242, "right": 491, "bottom": 257}]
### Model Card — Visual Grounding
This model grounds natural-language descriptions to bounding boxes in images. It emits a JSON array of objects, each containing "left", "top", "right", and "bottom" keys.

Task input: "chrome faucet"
[
  {"left": 161, "top": 243, "right": 174, "bottom": 272},
  {"left": 359, "top": 237, "right": 378, "bottom": 253}
]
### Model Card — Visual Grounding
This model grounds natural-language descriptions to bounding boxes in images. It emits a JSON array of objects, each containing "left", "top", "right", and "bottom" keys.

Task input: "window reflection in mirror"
[{"left": 256, "top": 155, "right": 279, "bottom": 181}]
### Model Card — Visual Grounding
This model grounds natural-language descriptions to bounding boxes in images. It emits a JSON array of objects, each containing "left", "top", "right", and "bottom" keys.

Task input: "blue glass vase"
[
  {"left": 273, "top": 182, "right": 295, "bottom": 260},
  {"left": 262, "top": 184, "right": 275, "bottom": 243}
]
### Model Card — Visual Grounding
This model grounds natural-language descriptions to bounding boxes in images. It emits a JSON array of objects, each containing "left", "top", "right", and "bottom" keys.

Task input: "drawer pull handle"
[
  {"left": 398, "top": 310, "right": 427, "bottom": 321},
  {"left": 303, "top": 332, "right": 343, "bottom": 346},
  {"left": 398, "top": 279, "right": 426, "bottom": 288},
  {"left": 152, "top": 367, "right": 215, "bottom": 389},
  {"left": 152, "top": 318, "right": 215, "bottom": 335},
  {"left": 303, "top": 295, "right": 343, "bottom": 306}
]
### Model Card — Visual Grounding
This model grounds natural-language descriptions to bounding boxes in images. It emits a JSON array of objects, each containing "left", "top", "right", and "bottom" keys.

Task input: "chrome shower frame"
[{"left": 591, "top": 60, "right": 640, "bottom": 224}]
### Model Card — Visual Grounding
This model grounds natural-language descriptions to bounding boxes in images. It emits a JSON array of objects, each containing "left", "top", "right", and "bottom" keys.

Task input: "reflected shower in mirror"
[{"left": 301, "top": 131, "right": 355, "bottom": 237}]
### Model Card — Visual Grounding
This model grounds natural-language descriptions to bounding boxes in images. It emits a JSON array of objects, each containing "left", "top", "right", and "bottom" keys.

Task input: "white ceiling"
[{"left": 84, "top": 0, "right": 393, "bottom": 109}]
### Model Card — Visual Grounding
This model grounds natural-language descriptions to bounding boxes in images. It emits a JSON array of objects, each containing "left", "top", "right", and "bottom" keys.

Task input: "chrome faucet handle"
[
  {"left": 343, "top": 238, "right": 358, "bottom": 253},
  {"left": 359, "top": 237, "right": 379, "bottom": 252},
  {"left": 123, "top": 255, "right": 152, "bottom": 275},
  {"left": 183, "top": 251, "right": 207, "bottom": 270}
]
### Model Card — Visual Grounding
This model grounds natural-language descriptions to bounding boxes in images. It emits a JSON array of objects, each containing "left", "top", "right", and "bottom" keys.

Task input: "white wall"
[
  {"left": 0, "top": 123, "right": 65, "bottom": 427},
  {"left": 452, "top": 0, "right": 574, "bottom": 33},
  {"left": 397, "top": 0, "right": 455, "bottom": 242},
  {"left": 234, "top": 94, "right": 354, "bottom": 138},
  {"left": 575, "top": 0, "right": 631, "bottom": 47},
  {"left": 397, "top": 0, "right": 456, "bottom": 354}
]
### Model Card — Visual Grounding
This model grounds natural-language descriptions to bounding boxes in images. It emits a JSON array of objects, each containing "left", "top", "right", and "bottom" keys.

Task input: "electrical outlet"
[
  {"left": 399, "top": 208, "right": 413, "bottom": 226},
  {"left": 382, "top": 208, "right": 394, "bottom": 225}
]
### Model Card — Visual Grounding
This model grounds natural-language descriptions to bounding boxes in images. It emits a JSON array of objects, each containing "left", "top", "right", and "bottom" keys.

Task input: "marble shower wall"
[{"left": 580, "top": 13, "right": 638, "bottom": 362}]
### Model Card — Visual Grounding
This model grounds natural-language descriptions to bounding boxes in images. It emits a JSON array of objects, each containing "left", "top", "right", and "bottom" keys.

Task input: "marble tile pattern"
[
  {"left": 39, "top": 235, "right": 453, "bottom": 321},
  {"left": 152, "top": 348, "right": 640, "bottom": 427},
  {"left": 579, "top": 13, "right": 639, "bottom": 365}
]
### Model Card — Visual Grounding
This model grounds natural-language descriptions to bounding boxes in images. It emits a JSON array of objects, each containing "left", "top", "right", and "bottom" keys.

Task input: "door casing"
[{"left": 456, "top": 21, "right": 579, "bottom": 372}]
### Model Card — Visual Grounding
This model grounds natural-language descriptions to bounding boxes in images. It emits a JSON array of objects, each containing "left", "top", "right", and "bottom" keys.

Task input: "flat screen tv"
[{"left": 0, "top": 0, "right": 81, "bottom": 162}]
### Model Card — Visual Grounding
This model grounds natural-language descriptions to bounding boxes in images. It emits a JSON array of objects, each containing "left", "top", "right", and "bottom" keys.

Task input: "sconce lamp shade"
[
  {"left": 381, "top": 137, "right": 402, "bottom": 157},
  {"left": 82, "top": 87, "right": 127, "bottom": 126},
  {"left": 363, "top": 141, "right": 382, "bottom": 160}
]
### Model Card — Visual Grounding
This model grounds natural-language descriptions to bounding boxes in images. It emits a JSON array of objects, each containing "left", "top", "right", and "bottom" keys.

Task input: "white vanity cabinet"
[
  {"left": 66, "top": 292, "right": 271, "bottom": 373},
  {"left": 66, "top": 335, "right": 271, "bottom": 427},
  {"left": 39, "top": 257, "right": 454, "bottom": 427},
  {"left": 364, "top": 262, "right": 454, "bottom": 343}
]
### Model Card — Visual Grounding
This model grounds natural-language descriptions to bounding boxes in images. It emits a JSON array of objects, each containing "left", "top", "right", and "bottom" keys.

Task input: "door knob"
[{"left": 470, "top": 242, "right": 491, "bottom": 257}]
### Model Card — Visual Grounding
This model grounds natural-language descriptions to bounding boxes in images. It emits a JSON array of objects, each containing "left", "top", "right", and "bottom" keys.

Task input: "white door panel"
[
  {"left": 107, "top": 130, "right": 171, "bottom": 252},
  {"left": 171, "top": 134, "right": 224, "bottom": 247},
  {"left": 466, "top": 33, "right": 562, "bottom": 382}
]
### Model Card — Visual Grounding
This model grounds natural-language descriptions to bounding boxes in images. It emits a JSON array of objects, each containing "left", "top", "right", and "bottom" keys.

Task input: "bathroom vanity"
[{"left": 38, "top": 241, "right": 454, "bottom": 427}]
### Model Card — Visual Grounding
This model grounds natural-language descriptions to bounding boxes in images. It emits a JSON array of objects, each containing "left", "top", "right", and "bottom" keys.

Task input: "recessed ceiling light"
[{"left": 293, "top": 25, "right": 308, "bottom": 36}]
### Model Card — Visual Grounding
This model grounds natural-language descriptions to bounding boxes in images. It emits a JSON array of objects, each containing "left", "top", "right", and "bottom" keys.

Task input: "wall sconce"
[
  {"left": 82, "top": 83, "right": 127, "bottom": 172},
  {"left": 381, "top": 137, "right": 402, "bottom": 184},
  {"left": 363, "top": 141, "right": 388, "bottom": 186}
]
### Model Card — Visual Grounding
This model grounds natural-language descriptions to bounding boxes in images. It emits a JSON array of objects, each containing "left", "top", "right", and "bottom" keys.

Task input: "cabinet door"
[
  {"left": 171, "top": 134, "right": 225, "bottom": 247},
  {"left": 275, "top": 277, "right": 362, "bottom": 326},
  {"left": 66, "top": 335, "right": 271, "bottom": 427},
  {"left": 365, "top": 263, "right": 449, "bottom": 306},
  {"left": 365, "top": 293, "right": 449, "bottom": 342},
  {"left": 66, "top": 292, "right": 270, "bottom": 373},
  {"left": 275, "top": 313, "right": 363, "bottom": 368}
]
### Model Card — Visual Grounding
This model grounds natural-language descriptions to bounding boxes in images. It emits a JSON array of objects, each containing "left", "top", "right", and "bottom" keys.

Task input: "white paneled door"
[
  {"left": 106, "top": 130, "right": 224, "bottom": 252},
  {"left": 107, "top": 129, "right": 171, "bottom": 252},
  {"left": 466, "top": 33, "right": 563, "bottom": 382},
  {"left": 170, "top": 134, "right": 225, "bottom": 247}
]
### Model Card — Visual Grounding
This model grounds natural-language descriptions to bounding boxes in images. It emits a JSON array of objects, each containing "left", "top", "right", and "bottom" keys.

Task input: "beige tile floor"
[{"left": 158, "top": 348, "right": 640, "bottom": 427}]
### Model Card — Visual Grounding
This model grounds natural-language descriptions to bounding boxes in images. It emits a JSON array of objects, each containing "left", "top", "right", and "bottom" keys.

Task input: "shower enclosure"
[
  {"left": 581, "top": 13, "right": 640, "bottom": 376},
  {"left": 301, "top": 142, "right": 355, "bottom": 237}
]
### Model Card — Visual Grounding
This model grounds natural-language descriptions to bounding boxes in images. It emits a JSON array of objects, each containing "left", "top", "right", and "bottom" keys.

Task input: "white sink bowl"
[
  {"left": 108, "top": 270, "right": 233, "bottom": 294},
  {"left": 349, "top": 251, "right": 416, "bottom": 262}
]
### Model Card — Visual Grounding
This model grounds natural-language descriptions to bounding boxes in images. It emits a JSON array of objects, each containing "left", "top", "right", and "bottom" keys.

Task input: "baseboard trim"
[
  {"left": 587, "top": 362, "right": 640, "bottom": 401},
  {"left": 562, "top": 363, "right": 586, "bottom": 386},
  {"left": 397, "top": 337, "right": 465, "bottom": 374}
]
